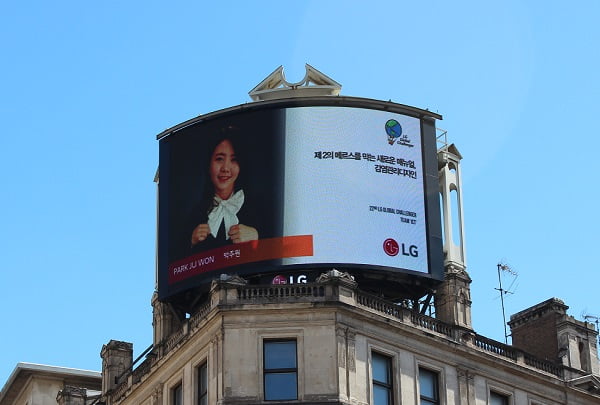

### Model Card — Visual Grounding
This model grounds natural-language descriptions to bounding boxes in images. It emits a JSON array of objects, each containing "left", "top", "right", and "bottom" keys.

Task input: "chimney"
[
  {"left": 100, "top": 340, "right": 133, "bottom": 395},
  {"left": 509, "top": 298, "right": 599, "bottom": 375}
]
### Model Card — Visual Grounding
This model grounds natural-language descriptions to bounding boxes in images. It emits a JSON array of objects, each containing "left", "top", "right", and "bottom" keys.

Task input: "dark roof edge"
[{"left": 156, "top": 96, "right": 443, "bottom": 140}]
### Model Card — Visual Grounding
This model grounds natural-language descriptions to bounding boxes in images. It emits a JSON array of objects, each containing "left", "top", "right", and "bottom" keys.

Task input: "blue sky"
[{"left": 1, "top": 1, "right": 599, "bottom": 385}]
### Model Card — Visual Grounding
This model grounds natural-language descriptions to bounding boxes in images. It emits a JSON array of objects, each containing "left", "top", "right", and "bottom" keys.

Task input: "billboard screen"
[{"left": 158, "top": 98, "right": 443, "bottom": 301}]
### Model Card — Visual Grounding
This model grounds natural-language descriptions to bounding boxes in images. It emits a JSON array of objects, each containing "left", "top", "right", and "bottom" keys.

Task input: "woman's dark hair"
[{"left": 200, "top": 127, "right": 246, "bottom": 215}]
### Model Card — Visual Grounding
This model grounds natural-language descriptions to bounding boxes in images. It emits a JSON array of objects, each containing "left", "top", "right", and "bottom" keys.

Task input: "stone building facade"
[{"left": 97, "top": 271, "right": 599, "bottom": 405}]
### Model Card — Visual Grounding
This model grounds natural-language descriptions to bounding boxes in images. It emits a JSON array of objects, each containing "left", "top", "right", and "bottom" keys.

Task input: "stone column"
[
  {"left": 100, "top": 340, "right": 133, "bottom": 395},
  {"left": 457, "top": 367, "right": 475, "bottom": 405},
  {"left": 152, "top": 291, "right": 183, "bottom": 346},
  {"left": 435, "top": 264, "right": 473, "bottom": 330}
]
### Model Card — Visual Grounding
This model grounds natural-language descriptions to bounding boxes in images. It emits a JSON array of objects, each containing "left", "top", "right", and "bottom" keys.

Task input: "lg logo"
[
  {"left": 383, "top": 238, "right": 418, "bottom": 257},
  {"left": 271, "top": 274, "right": 308, "bottom": 285}
]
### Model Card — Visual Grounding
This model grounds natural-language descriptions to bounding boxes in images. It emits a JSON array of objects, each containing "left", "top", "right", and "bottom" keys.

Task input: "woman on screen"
[{"left": 189, "top": 132, "right": 258, "bottom": 251}]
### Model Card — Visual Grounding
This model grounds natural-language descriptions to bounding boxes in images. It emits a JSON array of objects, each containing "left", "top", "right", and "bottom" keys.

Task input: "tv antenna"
[
  {"left": 582, "top": 313, "right": 600, "bottom": 346},
  {"left": 496, "top": 261, "right": 518, "bottom": 344}
]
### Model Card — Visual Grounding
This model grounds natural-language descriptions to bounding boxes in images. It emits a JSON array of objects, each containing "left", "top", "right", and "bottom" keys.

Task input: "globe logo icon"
[{"left": 385, "top": 119, "right": 402, "bottom": 145}]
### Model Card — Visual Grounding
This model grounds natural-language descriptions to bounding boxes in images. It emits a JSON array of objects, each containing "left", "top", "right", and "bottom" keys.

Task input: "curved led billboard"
[{"left": 157, "top": 97, "right": 443, "bottom": 301}]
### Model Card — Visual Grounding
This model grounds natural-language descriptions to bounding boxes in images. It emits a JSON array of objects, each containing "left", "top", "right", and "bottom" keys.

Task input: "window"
[
  {"left": 419, "top": 368, "right": 439, "bottom": 405},
  {"left": 372, "top": 352, "right": 393, "bottom": 405},
  {"left": 172, "top": 383, "right": 182, "bottom": 405},
  {"left": 490, "top": 391, "right": 509, "bottom": 405},
  {"left": 264, "top": 340, "right": 297, "bottom": 401},
  {"left": 198, "top": 362, "right": 207, "bottom": 405}
]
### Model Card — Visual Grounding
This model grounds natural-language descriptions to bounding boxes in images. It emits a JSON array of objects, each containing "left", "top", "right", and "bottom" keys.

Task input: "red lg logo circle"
[
  {"left": 383, "top": 238, "right": 399, "bottom": 256},
  {"left": 272, "top": 275, "right": 287, "bottom": 285}
]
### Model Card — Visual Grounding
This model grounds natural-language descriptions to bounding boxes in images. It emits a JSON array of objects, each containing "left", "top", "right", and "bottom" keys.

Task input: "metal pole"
[{"left": 496, "top": 264, "right": 509, "bottom": 344}]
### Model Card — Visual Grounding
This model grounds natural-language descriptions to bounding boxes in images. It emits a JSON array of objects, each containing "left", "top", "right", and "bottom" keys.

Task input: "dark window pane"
[
  {"left": 372, "top": 352, "right": 393, "bottom": 405},
  {"left": 173, "top": 384, "right": 182, "bottom": 405},
  {"left": 265, "top": 341, "right": 296, "bottom": 369},
  {"left": 419, "top": 368, "right": 437, "bottom": 399},
  {"left": 372, "top": 353, "right": 391, "bottom": 384},
  {"left": 373, "top": 384, "right": 391, "bottom": 405},
  {"left": 490, "top": 392, "right": 509, "bottom": 405},
  {"left": 265, "top": 373, "right": 297, "bottom": 400},
  {"left": 200, "top": 363, "right": 208, "bottom": 391},
  {"left": 264, "top": 340, "right": 298, "bottom": 401},
  {"left": 198, "top": 362, "right": 207, "bottom": 405}
]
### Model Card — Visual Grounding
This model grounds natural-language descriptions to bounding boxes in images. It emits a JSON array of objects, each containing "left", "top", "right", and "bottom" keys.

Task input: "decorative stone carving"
[
  {"left": 316, "top": 269, "right": 356, "bottom": 284},
  {"left": 219, "top": 273, "right": 248, "bottom": 285},
  {"left": 248, "top": 64, "right": 341, "bottom": 101},
  {"left": 151, "top": 383, "right": 163, "bottom": 405}
]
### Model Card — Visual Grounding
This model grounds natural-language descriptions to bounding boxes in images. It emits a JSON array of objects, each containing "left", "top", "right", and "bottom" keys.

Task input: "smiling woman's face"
[{"left": 209, "top": 139, "right": 239, "bottom": 200}]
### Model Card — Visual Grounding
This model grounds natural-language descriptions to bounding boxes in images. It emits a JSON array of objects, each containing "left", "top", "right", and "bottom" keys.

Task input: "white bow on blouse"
[{"left": 207, "top": 190, "right": 244, "bottom": 239}]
